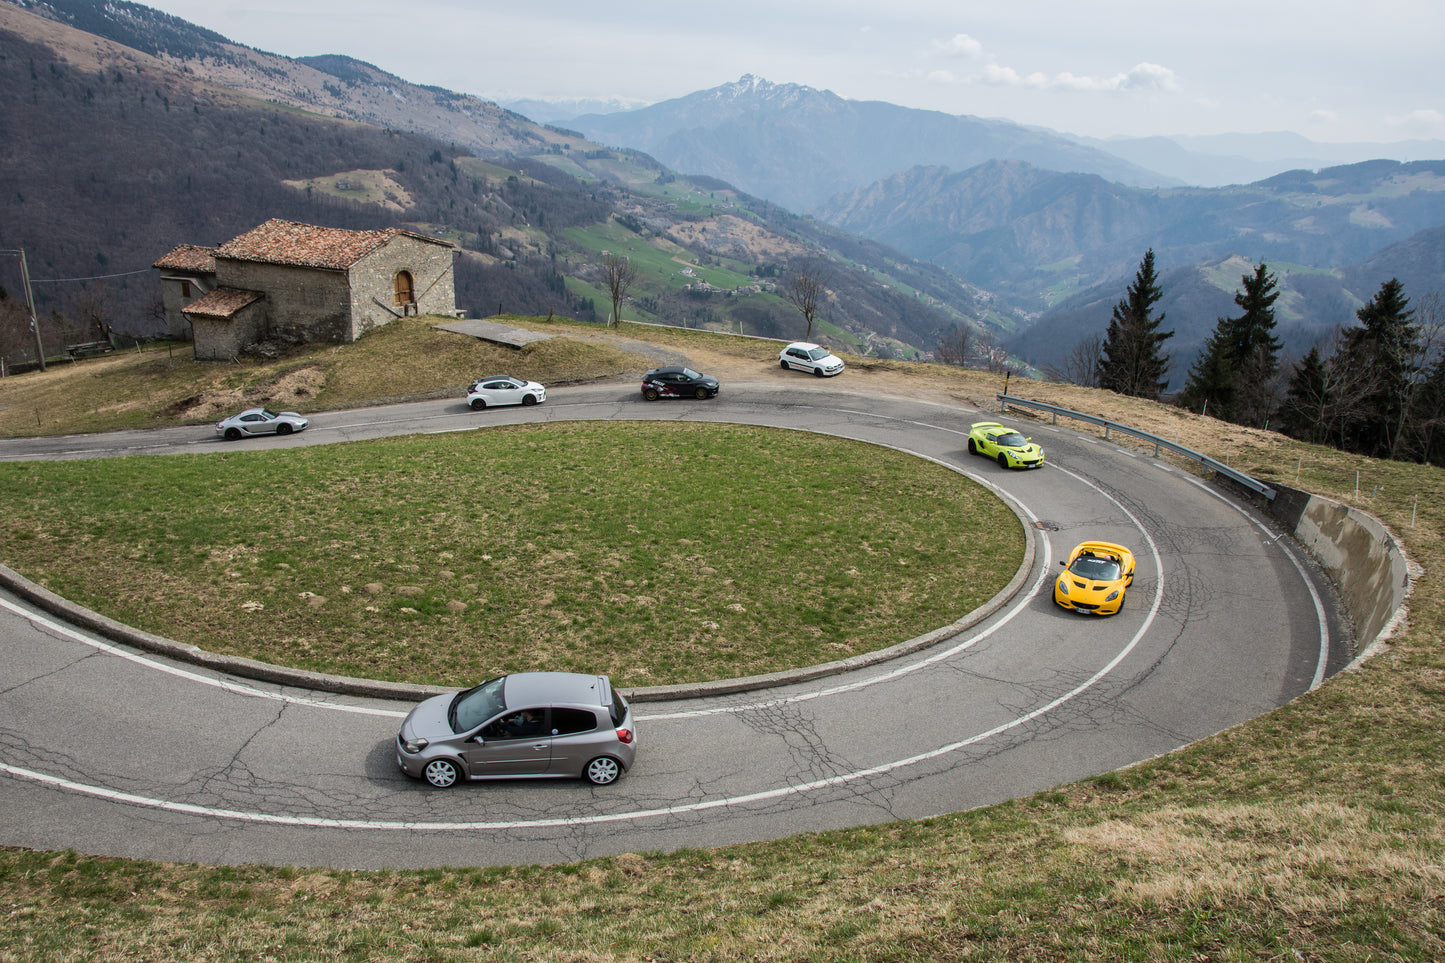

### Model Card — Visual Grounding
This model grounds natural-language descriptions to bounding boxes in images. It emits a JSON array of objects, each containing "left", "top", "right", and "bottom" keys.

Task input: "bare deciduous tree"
[
  {"left": 935, "top": 326, "right": 973, "bottom": 367},
  {"left": 0, "top": 288, "right": 33, "bottom": 366},
  {"left": 781, "top": 261, "right": 827, "bottom": 341},
  {"left": 1045, "top": 333, "right": 1103, "bottom": 387},
  {"left": 602, "top": 253, "right": 637, "bottom": 328},
  {"left": 75, "top": 284, "right": 114, "bottom": 344},
  {"left": 1395, "top": 291, "right": 1445, "bottom": 459}
]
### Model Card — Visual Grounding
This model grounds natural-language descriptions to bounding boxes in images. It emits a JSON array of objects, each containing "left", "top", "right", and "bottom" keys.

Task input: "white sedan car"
[
  {"left": 466, "top": 376, "right": 546, "bottom": 410},
  {"left": 215, "top": 407, "right": 308, "bottom": 440},
  {"left": 779, "top": 342, "right": 844, "bottom": 377}
]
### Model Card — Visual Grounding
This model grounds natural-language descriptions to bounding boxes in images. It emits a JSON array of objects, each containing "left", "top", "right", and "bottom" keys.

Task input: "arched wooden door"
[{"left": 394, "top": 271, "right": 416, "bottom": 314}]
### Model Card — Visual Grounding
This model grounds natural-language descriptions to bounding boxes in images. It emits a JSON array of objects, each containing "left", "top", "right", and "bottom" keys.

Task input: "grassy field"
[
  {"left": 0, "top": 422, "right": 1017, "bottom": 687},
  {"left": 1, "top": 318, "right": 1443, "bottom": 960}
]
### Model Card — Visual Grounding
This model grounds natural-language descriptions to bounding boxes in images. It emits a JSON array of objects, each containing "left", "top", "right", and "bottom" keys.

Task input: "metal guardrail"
[{"left": 997, "top": 393, "right": 1276, "bottom": 501}]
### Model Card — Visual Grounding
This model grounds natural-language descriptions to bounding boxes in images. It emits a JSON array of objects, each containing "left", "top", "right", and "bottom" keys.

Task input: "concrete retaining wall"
[{"left": 1263, "top": 483, "right": 1411, "bottom": 657}]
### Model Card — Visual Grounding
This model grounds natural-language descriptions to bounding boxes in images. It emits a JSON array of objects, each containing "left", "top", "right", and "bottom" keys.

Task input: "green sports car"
[{"left": 967, "top": 421, "right": 1045, "bottom": 469}]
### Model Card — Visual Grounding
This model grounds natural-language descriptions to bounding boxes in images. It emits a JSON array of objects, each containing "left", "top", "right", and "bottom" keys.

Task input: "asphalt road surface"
[{"left": 0, "top": 382, "right": 1352, "bottom": 868}]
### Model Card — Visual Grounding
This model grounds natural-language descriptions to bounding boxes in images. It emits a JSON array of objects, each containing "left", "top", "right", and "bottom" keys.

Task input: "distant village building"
[{"left": 153, "top": 219, "right": 457, "bottom": 360}]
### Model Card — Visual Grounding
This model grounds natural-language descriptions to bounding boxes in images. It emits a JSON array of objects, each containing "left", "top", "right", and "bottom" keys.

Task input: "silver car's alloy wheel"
[
  {"left": 423, "top": 759, "right": 460, "bottom": 788},
  {"left": 276, "top": 423, "right": 293, "bottom": 435},
  {"left": 584, "top": 756, "right": 621, "bottom": 785},
  {"left": 470, "top": 398, "right": 486, "bottom": 410},
  {"left": 224, "top": 427, "right": 242, "bottom": 441}
]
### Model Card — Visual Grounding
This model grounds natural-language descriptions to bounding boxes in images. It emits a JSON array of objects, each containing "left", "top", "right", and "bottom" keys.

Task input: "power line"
[{"left": 28, "top": 268, "right": 154, "bottom": 284}]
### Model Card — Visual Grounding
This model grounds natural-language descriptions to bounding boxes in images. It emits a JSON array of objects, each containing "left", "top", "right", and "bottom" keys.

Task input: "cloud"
[
  {"left": 968, "top": 60, "right": 1176, "bottom": 94},
  {"left": 929, "top": 34, "right": 1176, "bottom": 96},
  {"left": 1385, "top": 108, "right": 1445, "bottom": 133},
  {"left": 1117, "top": 62, "right": 1178, "bottom": 93},
  {"left": 936, "top": 33, "right": 984, "bottom": 60},
  {"left": 981, "top": 64, "right": 1048, "bottom": 89}
]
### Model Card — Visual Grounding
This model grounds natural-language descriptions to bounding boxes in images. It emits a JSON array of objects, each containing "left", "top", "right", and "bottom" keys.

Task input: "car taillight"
[{"left": 615, "top": 727, "right": 634, "bottom": 744}]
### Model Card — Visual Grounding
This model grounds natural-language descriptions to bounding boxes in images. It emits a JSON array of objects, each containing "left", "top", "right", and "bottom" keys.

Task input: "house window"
[
  {"left": 394, "top": 271, "right": 415, "bottom": 306},
  {"left": 180, "top": 280, "right": 192, "bottom": 298}
]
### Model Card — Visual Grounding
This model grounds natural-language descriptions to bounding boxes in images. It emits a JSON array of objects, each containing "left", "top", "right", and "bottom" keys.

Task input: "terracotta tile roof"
[
  {"left": 153, "top": 244, "right": 217, "bottom": 273},
  {"left": 214, "top": 218, "right": 451, "bottom": 271},
  {"left": 181, "top": 287, "right": 264, "bottom": 319}
]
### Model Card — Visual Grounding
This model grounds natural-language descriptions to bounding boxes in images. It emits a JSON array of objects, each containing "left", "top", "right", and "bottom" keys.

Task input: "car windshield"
[
  {"left": 449, "top": 676, "right": 507, "bottom": 733},
  {"left": 996, "top": 431, "right": 1027, "bottom": 447},
  {"left": 1070, "top": 554, "right": 1122, "bottom": 581},
  {"left": 681, "top": 368, "right": 702, "bottom": 380},
  {"left": 806, "top": 347, "right": 830, "bottom": 361}
]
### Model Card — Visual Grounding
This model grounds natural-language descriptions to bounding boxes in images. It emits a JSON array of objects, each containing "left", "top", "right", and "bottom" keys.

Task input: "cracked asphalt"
[{"left": 0, "top": 381, "right": 1353, "bottom": 868}]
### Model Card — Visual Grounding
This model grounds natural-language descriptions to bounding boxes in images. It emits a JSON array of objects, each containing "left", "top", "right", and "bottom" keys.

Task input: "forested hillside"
[
  {"left": 0, "top": 0, "right": 996, "bottom": 366},
  {"left": 0, "top": 9, "right": 583, "bottom": 356}
]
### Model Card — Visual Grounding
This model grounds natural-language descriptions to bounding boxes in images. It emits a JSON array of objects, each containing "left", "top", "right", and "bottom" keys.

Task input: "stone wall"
[
  {"left": 218, "top": 260, "right": 351, "bottom": 345},
  {"left": 156, "top": 275, "right": 210, "bottom": 341},
  {"left": 346, "top": 235, "right": 456, "bottom": 341},
  {"left": 192, "top": 299, "right": 266, "bottom": 360}
]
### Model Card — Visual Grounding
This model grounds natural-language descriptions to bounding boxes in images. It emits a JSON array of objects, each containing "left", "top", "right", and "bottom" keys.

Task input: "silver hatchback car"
[{"left": 396, "top": 672, "right": 637, "bottom": 787}]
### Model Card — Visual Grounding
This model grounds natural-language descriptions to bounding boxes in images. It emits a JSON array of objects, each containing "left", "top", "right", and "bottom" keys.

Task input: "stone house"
[{"left": 153, "top": 219, "right": 457, "bottom": 360}]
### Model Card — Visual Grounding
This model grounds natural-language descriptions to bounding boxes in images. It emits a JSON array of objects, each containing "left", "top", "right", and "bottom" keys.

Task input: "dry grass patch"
[{"left": 0, "top": 316, "right": 657, "bottom": 438}]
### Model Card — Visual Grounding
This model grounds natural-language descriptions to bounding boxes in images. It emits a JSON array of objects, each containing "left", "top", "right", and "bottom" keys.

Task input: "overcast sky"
[{"left": 137, "top": 0, "right": 1444, "bottom": 145}]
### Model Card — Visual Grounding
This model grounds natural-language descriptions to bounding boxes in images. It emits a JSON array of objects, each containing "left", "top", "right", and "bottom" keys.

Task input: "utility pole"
[
  {"left": 1, "top": 248, "right": 45, "bottom": 371},
  {"left": 19, "top": 249, "right": 44, "bottom": 371}
]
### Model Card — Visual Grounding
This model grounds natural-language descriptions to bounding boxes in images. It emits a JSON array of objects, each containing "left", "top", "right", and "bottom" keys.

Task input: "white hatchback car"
[
  {"left": 779, "top": 342, "right": 844, "bottom": 377},
  {"left": 466, "top": 375, "right": 546, "bottom": 410}
]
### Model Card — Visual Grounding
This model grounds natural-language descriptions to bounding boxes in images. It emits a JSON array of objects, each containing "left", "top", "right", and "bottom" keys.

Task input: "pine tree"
[
  {"left": 1096, "top": 249, "right": 1172, "bottom": 399},
  {"left": 1177, "top": 326, "right": 1235, "bottom": 419},
  {"left": 1339, "top": 278, "right": 1418, "bottom": 458},
  {"left": 1226, "top": 265, "right": 1282, "bottom": 358},
  {"left": 1279, "top": 346, "right": 1330, "bottom": 444},
  {"left": 1177, "top": 263, "right": 1281, "bottom": 425}
]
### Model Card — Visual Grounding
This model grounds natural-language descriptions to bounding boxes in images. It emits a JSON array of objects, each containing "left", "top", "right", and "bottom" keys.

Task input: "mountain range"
[
  {"left": 562, "top": 76, "right": 1445, "bottom": 387},
  {"left": 559, "top": 74, "right": 1445, "bottom": 199},
  {"left": 563, "top": 75, "right": 1174, "bottom": 211},
  {"left": 4, "top": 0, "right": 1443, "bottom": 391}
]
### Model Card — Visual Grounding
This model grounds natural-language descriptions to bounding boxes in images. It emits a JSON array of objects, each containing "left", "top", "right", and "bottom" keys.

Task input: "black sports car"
[{"left": 641, "top": 366, "right": 720, "bottom": 401}]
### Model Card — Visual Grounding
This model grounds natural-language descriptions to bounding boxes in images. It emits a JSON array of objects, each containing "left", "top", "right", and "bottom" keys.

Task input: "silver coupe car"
[
  {"left": 215, "top": 407, "right": 309, "bottom": 440},
  {"left": 396, "top": 672, "right": 637, "bottom": 787}
]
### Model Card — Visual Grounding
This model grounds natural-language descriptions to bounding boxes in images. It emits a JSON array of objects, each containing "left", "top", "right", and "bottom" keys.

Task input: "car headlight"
[
  {"left": 401, "top": 737, "right": 429, "bottom": 754},
  {"left": 1057, "top": 579, "right": 1069, "bottom": 595},
  {"left": 1105, "top": 590, "right": 1120, "bottom": 602}
]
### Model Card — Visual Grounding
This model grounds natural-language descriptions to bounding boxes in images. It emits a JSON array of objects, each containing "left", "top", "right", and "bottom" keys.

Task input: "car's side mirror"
[{"left": 1059, "top": 560, "right": 1066, "bottom": 567}]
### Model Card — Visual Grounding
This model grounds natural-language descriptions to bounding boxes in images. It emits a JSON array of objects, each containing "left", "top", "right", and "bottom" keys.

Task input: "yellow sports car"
[
  {"left": 967, "top": 422, "right": 1044, "bottom": 469},
  {"left": 1054, "top": 541, "right": 1136, "bottom": 616}
]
